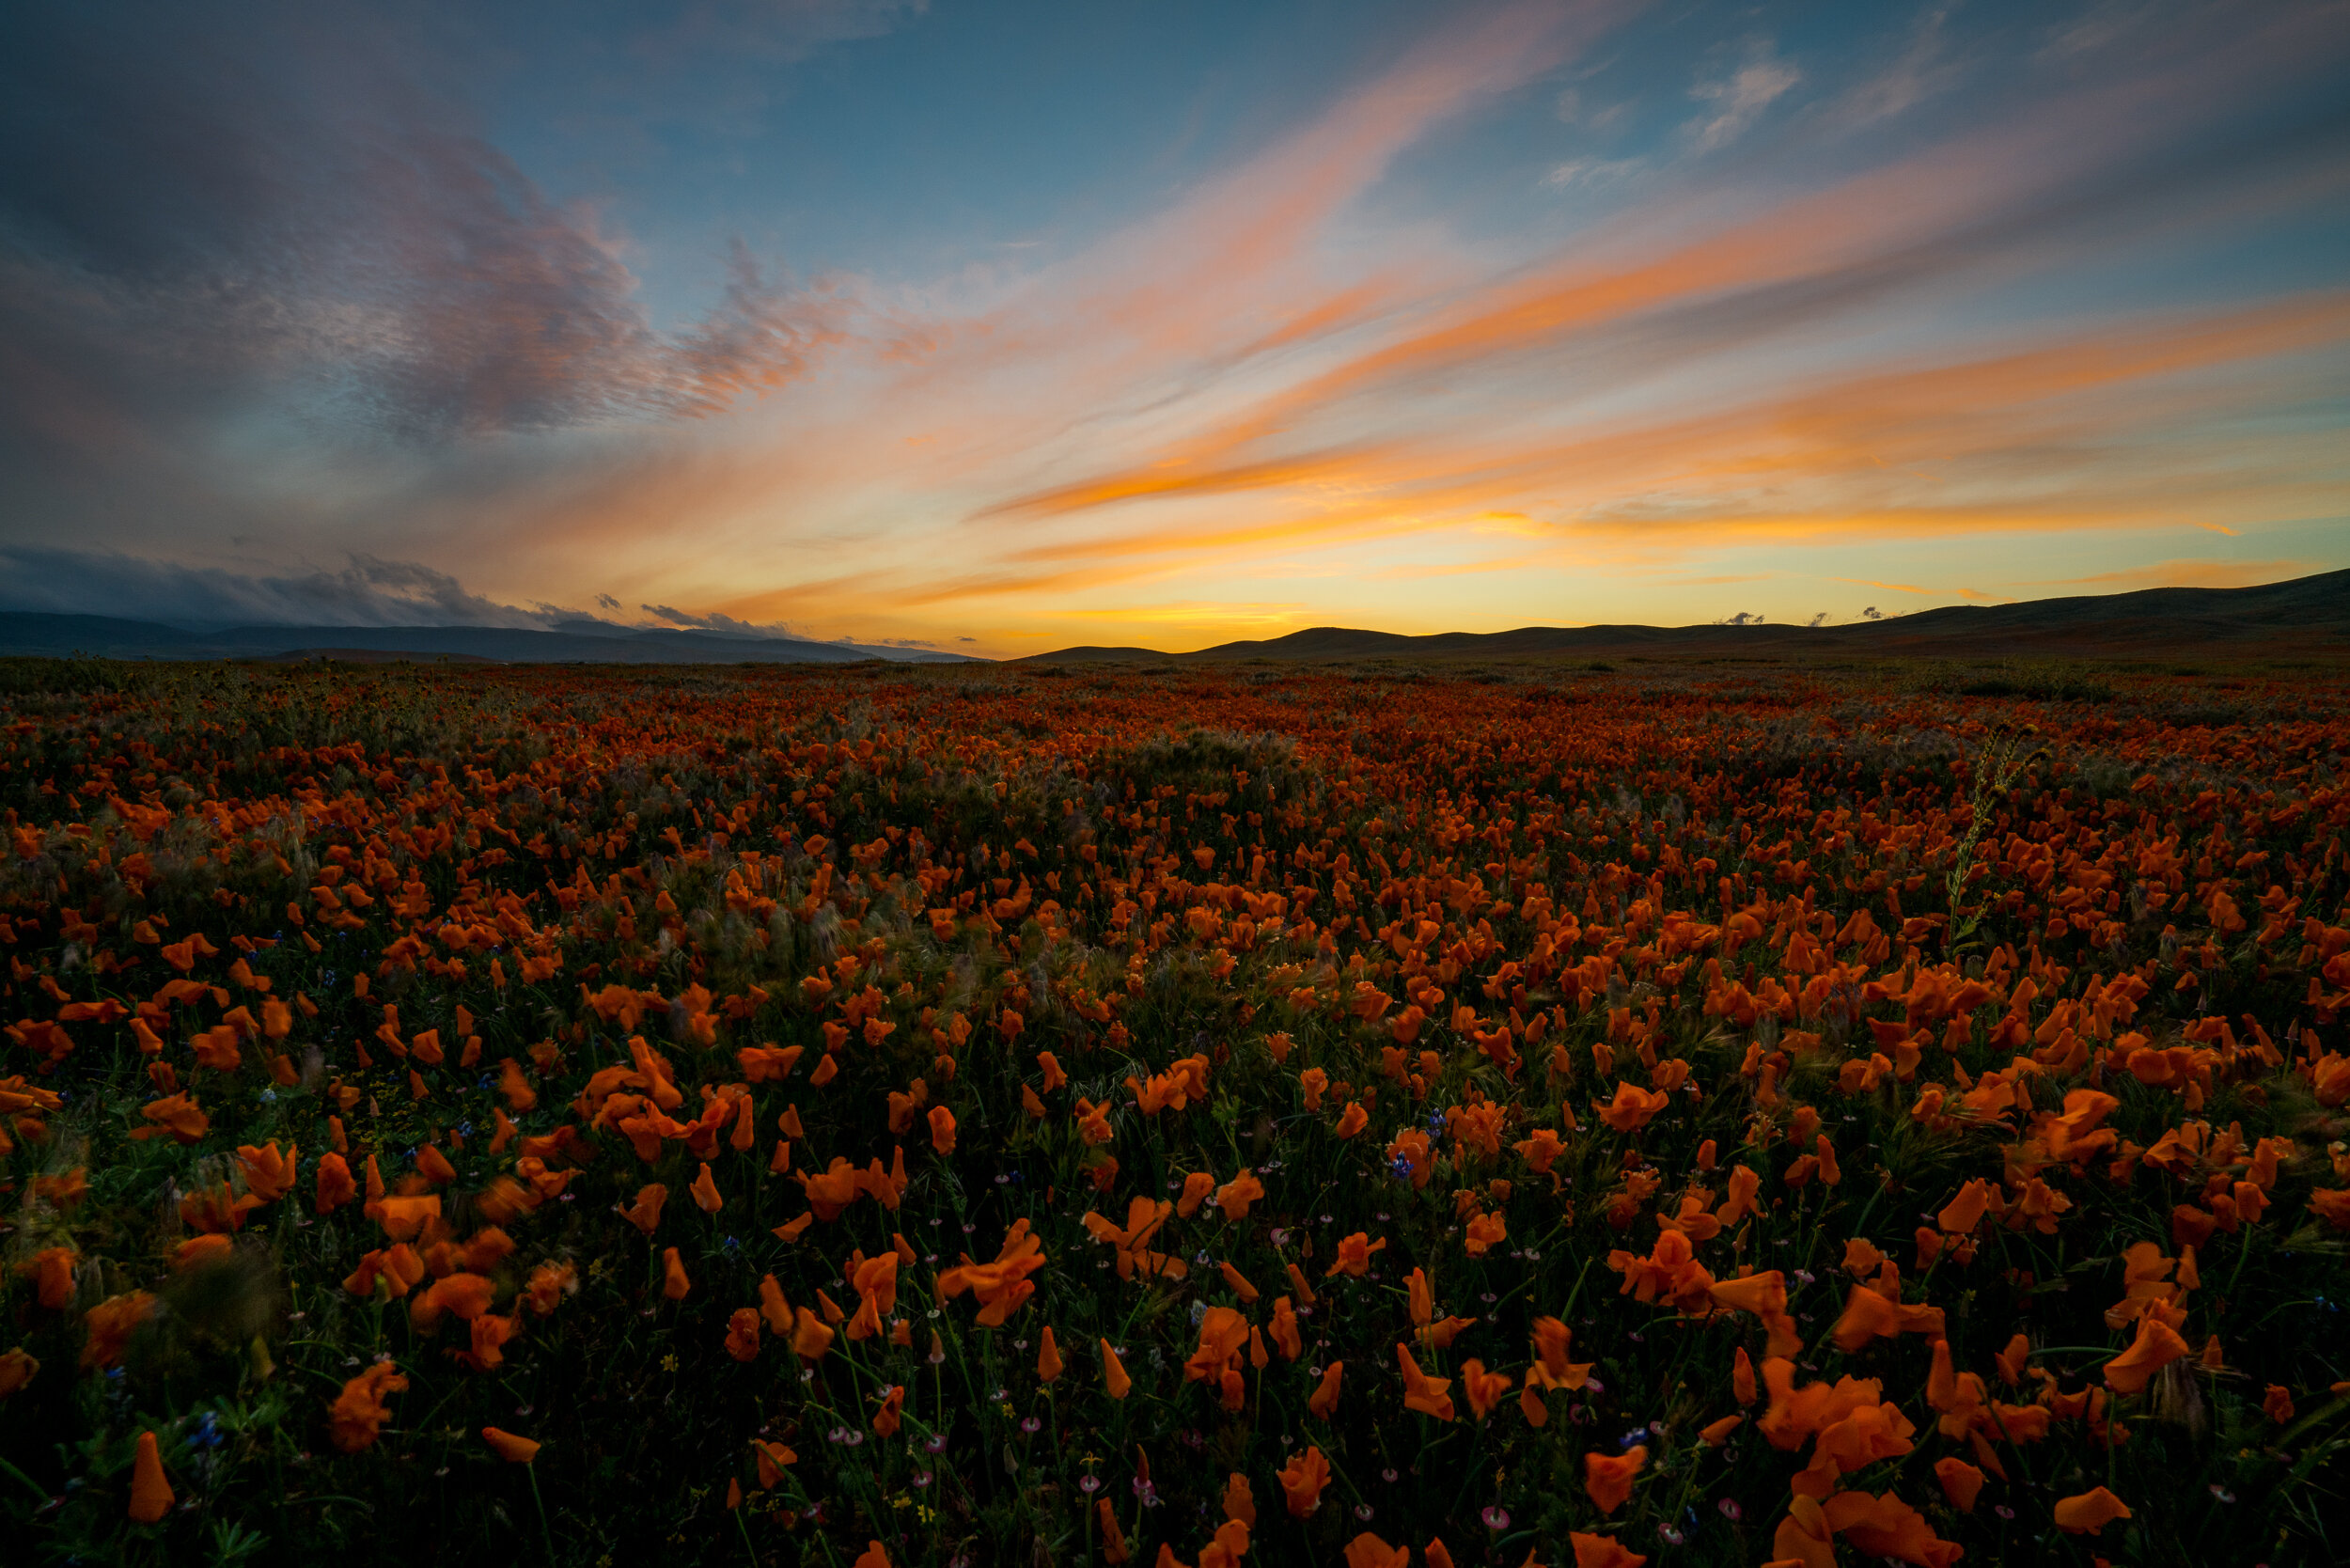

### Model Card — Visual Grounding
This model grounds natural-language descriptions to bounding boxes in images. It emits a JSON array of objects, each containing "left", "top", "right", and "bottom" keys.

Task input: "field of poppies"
[{"left": 2, "top": 651, "right": 2346, "bottom": 1567}]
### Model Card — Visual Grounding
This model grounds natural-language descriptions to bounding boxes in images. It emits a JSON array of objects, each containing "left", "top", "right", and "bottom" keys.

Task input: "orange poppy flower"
[
  {"left": 1460, "top": 1358, "right": 1512, "bottom": 1421},
  {"left": 662, "top": 1247, "right": 691, "bottom": 1300},
  {"left": 128, "top": 1430, "right": 173, "bottom": 1523},
  {"left": 1324, "top": 1231, "right": 1386, "bottom": 1278},
  {"left": 1772, "top": 1494, "right": 1834, "bottom": 1568},
  {"left": 1583, "top": 1445, "right": 1646, "bottom": 1513},
  {"left": 1395, "top": 1342, "right": 1455, "bottom": 1421},
  {"left": 1277, "top": 1445, "right": 1331, "bottom": 1516},
  {"left": 482, "top": 1426, "right": 541, "bottom": 1464},
  {"left": 327, "top": 1362, "right": 409, "bottom": 1453},
  {"left": 1308, "top": 1360, "right": 1343, "bottom": 1419},
  {"left": 1821, "top": 1490, "right": 1961, "bottom": 1568},
  {"left": 620, "top": 1184, "right": 667, "bottom": 1236},
  {"left": 1177, "top": 1171, "right": 1218, "bottom": 1217},
  {"left": 1101, "top": 1338, "right": 1133, "bottom": 1399},
  {"left": 410, "top": 1272, "right": 495, "bottom": 1330},
  {"left": 1215, "top": 1170, "right": 1265, "bottom": 1220},
  {"left": 1038, "top": 1325, "right": 1063, "bottom": 1382},
  {"left": 2052, "top": 1485, "right": 2132, "bottom": 1535},
  {"left": 791, "top": 1306, "right": 835, "bottom": 1362},
  {"left": 1342, "top": 1533, "right": 1408, "bottom": 1568},
  {"left": 1569, "top": 1533, "right": 1648, "bottom": 1568},
  {"left": 315, "top": 1152, "right": 357, "bottom": 1214},
  {"left": 27, "top": 1247, "right": 75, "bottom": 1309},
  {"left": 2102, "top": 1313, "right": 2189, "bottom": 1394},
  {"left": 80, "top": 1291, "right": 157, "bottom": 1369},
  {"left": 751, "top": 1438, "right": 796, "bottom": 1489},
  {"left": 131, "top": 1092, "right": 209, "bottom": 1146},
  {"left": 1596, "top": 1081, "right": 1669, "bottom": 1133},
  {"left": 1933, "top": 1456, "right": 1984, "bottom": 1513}
]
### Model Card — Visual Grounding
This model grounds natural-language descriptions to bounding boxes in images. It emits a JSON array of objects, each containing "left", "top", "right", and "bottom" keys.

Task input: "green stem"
[{"left": 526, "top": 1465, "right": 559, "bottom": 1568}]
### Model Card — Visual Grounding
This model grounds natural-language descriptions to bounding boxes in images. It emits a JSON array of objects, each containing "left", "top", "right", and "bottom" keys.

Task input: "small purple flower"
[
  {"left": 1481, "top": 1506, "right": 1511, "bottom": 1530},
  {"left": 913, "top": 1470, "right": 933, "bottom": 1489},
  {"left": 1355, "top": 1504, "right": 1374, "bottom": 1522},
  {"left": 1716, "top": 1498, "right": 1742, "bottom": 1522},
  {"left": 1657, "top": 1525, "right": 1684, "bottom": 1545},
  {"left": 924, "top": 1433, "right": 948, "bottom": 1453},
  {"left": 1079, "top": 1475, "right": 1102, "bottom": 1495},
  {"left": 1022, "top": 1417, "right": 1042, "bottom": 1434}
]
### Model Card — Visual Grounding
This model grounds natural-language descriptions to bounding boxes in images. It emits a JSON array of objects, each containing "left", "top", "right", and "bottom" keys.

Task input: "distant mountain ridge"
[
  {"left": 0, "top": 613, "right": 981, "bottom": 665},
  {"left": 1023, "top": 569, "right": 2350, "bottom": 664}
]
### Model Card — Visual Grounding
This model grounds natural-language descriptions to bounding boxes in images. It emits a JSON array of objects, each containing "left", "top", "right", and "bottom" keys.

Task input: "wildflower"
[
  {"left": 1278, "top": 1446, "right": 1332, "bottom": 1516},
  {"left": 2053, "top": 1486, "right": 2133, "bottom": 1534},
  {"left": 1308, "top": 1361, "right": 1343, "bottom": 1419},
  {"left": 1100, "top": 1338, "right": 1132, "bottom": 1399},
  {"left": 1583, "top": 1445, "right": 1646, "bottom": 1513},
  {"left": 2103, "top": 1313, "right": 2190, "bottom": 1394},
  {"left": 1569, "top": 1535, "right": 1649, "bottom": 1568},
  {"left": 327, "top": 1363, "right": 409, "bottom": 1453},
  {"left": 482, "top": 1427, "right": 540, "bottom": 1463},
  {"left": 1934, "top": 1456, "right": 1984, "bottom": 1513},
  {"left": 128, "top": 1430, "right": 173, "bottom": 1523},
  {"left": 1395, "top": 1343, "right": 1454, "bottom": 1421},
  {"left": 1324, "top": 1231, "right": 1386, "bottom": 1278}
]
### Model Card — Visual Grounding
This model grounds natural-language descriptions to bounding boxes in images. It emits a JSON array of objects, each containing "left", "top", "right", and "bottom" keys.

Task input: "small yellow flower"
[{"left": 662, "top": 1353, "right": 680, "bottom": 1372}]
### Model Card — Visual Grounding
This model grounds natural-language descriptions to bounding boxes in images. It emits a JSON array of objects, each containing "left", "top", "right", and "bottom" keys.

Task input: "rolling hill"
[{"left": 1022, "top": 569, "right": 2350, "bottom": 664}]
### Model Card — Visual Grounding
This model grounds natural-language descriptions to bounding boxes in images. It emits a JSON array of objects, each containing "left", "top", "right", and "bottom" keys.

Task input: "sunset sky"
[{"left": 2, "top": 0, "right": 2345, "bottom": 654}]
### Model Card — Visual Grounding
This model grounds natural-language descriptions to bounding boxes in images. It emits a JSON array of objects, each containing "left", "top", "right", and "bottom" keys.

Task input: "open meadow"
[{"left": 2, "top": 653, "right": 2347, "bottom": 1567}]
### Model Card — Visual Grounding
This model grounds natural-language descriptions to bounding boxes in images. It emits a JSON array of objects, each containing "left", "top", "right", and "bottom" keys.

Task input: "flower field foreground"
[{"left": 2, "top": 655, "right": 2348, "bottom": 1567}]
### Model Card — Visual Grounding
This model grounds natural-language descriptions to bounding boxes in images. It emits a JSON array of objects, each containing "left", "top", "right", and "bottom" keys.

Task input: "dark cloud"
[
  {"left": 0, "top": 544, "right": 580, "bottom": 630},
  {"left": 637, "top": 603, "right": 817, "bottom": 640},
  {"left": 0, "top": 0, "right": 866, "bottom": 463}
]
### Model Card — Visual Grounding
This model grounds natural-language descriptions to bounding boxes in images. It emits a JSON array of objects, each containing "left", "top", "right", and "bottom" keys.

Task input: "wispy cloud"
[{"left": 1687, "top": 39, "right": 1802, "bottom": 153}]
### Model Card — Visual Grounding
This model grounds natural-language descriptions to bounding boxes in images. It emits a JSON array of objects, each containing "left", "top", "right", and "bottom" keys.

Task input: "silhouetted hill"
[
  {"left": 1021, "top": 569, "right": 2350, "bottom": 664},
  {"left": 0, "top": 614, "right": 983, "bottom": 665}
]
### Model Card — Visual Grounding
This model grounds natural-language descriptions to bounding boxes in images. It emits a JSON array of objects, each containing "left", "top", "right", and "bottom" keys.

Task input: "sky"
[{"left": 1, "top": 0, "right": 2345, "bottom": 655}]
